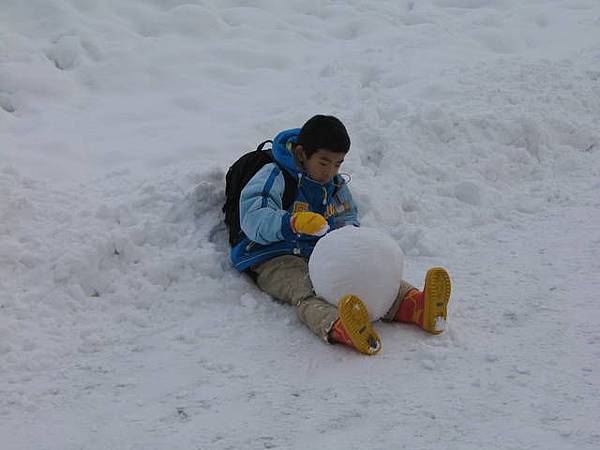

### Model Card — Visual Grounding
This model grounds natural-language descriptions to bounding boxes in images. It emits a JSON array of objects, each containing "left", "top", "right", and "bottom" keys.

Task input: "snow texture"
[
  {"left": 309, "top": 226, "right": 404, "bottom": 321},
  {"left": 1, "top": 0, "right": 600, "bottom": 449}
]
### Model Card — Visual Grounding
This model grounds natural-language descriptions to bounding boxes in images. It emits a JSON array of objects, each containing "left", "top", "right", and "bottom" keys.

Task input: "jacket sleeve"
[
  {"left": 239, "top": 163, "right": 295, "bottom": 245},
  {"left": 331, "top": 182, "right": 360, "bottom": 229}
]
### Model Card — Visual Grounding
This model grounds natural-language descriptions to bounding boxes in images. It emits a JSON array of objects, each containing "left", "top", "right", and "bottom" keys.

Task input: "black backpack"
[{"left": 222, "top": 140, "right": 297, "bottom": 246}]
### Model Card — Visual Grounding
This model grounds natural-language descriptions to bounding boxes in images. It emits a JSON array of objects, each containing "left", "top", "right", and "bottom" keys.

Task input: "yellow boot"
[
  {"left": 330, "top": 295, "right": 381, "bottom": 355},
  {"left": 394, "top": 268, "right": 452, "bottom": 334}
]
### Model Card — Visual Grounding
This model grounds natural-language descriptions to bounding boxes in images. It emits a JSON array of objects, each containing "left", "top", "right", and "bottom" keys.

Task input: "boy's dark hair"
[{"left": 296, "top": 115, "right": 351, "bottom": 158}]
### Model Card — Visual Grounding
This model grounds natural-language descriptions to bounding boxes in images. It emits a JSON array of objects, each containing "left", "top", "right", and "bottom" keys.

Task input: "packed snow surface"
[
  {"left": 1, "top": 1, "right": 600, "bottom": 449},
  {"left": 309, "top": 226, "right": 404, "bottom": 321}
]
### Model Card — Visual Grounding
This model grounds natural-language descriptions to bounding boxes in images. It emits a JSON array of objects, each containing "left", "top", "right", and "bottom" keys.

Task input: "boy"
[{"left": 230, "top": 115, "right": 451, "bottom": 355}]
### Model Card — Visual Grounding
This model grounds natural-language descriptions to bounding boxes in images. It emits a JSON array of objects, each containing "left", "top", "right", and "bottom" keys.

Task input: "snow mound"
[{"left": 309, "top": 226, "right": 404, "bottom": 321}]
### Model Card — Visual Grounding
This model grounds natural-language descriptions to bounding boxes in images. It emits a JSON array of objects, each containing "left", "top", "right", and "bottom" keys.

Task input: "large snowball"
[{"left": 309, "top": 226, "right": 404, "bottom": 321}]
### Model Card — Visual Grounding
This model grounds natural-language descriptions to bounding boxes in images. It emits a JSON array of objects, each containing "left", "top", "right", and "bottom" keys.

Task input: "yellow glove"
[{"left": 290, "top": 212, "right": 330, "bottom": 236}]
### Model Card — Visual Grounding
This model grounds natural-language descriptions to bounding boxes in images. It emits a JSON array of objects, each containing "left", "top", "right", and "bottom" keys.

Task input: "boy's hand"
[{"left": 290, "top": 212, "right": 329, "bottom": 236}]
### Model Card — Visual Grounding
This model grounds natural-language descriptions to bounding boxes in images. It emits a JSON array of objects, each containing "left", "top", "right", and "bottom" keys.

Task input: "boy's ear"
[{"left": 294, "top": 145, "right": 306, "bottom": 162}]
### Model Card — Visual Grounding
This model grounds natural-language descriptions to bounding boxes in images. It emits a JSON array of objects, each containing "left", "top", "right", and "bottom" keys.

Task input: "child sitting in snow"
[{"left": 229, "top": 115, "right": 451, "bottom": 355}]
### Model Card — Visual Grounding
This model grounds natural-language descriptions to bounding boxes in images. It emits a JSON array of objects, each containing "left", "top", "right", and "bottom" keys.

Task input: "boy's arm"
[
  {"left": 332, "top": 182, "right": 360, "bottom": 229},
  {"left": 239, "top": 163, "right": 295, "bottom": 245}
]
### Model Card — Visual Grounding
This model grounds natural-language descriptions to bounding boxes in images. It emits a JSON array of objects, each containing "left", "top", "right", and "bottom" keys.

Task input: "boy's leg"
[
  {"left": 382, "top": 269, "right": 452, "bottom": 333},
  {"left": 382, "top": 280, "right": 417, "bottom": 322},
  {"left": 253, "top": 255, "right": 338, "bottom": 341}
]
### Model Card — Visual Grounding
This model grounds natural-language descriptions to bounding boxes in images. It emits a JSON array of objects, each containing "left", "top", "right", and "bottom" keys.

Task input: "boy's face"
[{"left": 296, "top": 147, "right": 345, "bottom": 184}]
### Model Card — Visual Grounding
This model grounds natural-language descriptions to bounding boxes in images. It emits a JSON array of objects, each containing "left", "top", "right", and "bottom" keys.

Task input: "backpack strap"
[
  {"left": 279, "top": 167, "right": 298, "bottom": 211},
  {"left": 256, "top": 140, "right": 273, "bottom": 151}
]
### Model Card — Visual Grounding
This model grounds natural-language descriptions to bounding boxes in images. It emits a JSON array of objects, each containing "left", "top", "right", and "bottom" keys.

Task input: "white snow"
[
  {"left": 434, "top": 316, "right": 446, "bottom": 333},
  {"left": 309, "top": 226, "right": 404, "bottom": 321},
  {"left": 1, "top": 1, "right": 600, "bottom": 449}
]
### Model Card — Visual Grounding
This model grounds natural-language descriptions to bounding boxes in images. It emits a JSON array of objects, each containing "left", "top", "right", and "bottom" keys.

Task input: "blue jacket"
[{"left": 230, "top": 128, "right": 360, "bottom": 271}]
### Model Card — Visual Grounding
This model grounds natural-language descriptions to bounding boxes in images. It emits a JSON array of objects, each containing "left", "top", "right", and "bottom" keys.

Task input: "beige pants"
[{"left": 252, "top": 255, "right": 416, "bottom": 342}]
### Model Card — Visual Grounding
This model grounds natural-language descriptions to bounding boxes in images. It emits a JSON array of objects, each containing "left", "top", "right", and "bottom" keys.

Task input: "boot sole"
[
  {"left": 423, "top": 268, "right": 452, "bottom": 334},
  {"left": 338, "top": 295, "right": 382, "bottom": 355}
]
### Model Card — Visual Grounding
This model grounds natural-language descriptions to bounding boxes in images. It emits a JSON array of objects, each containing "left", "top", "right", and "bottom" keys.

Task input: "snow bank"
[{"left": 1, "top": 0, "right": 600, "bottom": 449}]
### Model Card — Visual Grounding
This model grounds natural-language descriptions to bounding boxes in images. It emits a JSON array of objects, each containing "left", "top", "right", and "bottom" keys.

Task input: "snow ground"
[{"left": 1, "top": 1, "right": 600, "bottom": 449}]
